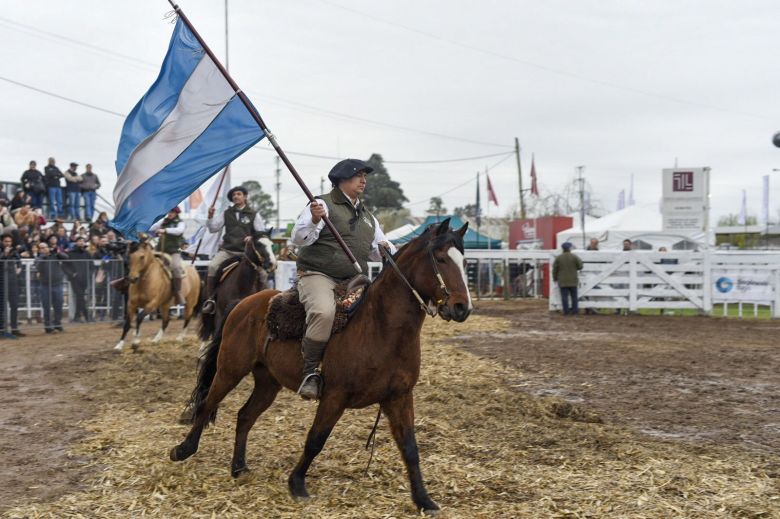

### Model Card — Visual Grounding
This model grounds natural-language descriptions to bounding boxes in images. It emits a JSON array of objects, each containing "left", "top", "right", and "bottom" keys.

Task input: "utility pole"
[
  {"left": 275, "top": 156, "right": 280, "bottom": 229},
  {"left": 515, "top": 137, "right": 526, "bottom": 220},
  {"left": 320, "top": 176, "right": 324, "bottom": 195},
  {"left": 576, "top": 165, "right": 586, "bottom": 249}
]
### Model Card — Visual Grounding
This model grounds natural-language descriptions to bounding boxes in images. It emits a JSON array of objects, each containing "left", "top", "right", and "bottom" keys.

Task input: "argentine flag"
[{"left": 112, "top": 18, "right": 264, "bottom": 237}]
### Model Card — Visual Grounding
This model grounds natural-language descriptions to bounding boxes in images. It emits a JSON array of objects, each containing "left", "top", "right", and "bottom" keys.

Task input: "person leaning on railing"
[{"left": 0, "top": 233, "right": 22, "bottom": 339}]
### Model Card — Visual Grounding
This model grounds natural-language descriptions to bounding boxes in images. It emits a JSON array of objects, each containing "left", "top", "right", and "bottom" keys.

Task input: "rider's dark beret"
[
  {"left": 226, "top": 186, "right": 248, "bottom": 201},
  {"left": 327, "top": 159, "right": 374, "bottom": 184}
]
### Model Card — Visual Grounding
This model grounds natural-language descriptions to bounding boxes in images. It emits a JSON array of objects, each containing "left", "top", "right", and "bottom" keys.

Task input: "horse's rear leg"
[
  {"left": 382, "top": 393, "right": 439, "bottom": 515},
  {"left": 113, "top": 302, "right": 136, "bottom": 352},
  {"left": 169, "top": 366, "right": 244, "bottom": 462},
  {"left": 131, "top": 309, "right": 146, "bottom": 351},
  {"left": 152, "top": 304, "right": 171, "bottom": 343},
  {"left": 231, "top": 366, "right": 281, "bottom": 477},
  {"left": 288, "top": 397, "right": 345, "bottom": 500}
]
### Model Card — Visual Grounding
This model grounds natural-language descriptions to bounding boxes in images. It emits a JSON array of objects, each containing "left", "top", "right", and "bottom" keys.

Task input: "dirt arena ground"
[{"left": 1, "top": 300, "right": 778, "bottom": 517}]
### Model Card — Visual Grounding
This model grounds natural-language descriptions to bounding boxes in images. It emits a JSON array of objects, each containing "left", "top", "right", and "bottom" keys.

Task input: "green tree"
[
  {"left": 717, "top": 213, "right": 757, "bottom": 226},
  {"left": 240, "top": 180, "right": 275, "bottom": 222},
  {"left": 363, "top": 153, "right": 408, "bottom": 212},
  {"left": 453, "top": 204, "right": 479, "bottom": 219},
  {"left": 427, "top": 197, "right": 446, "bottom": 217}
]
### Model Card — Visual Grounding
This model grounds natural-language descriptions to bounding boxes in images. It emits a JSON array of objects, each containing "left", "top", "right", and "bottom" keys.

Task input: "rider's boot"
[
  {"left": 109, "top": 277, "right": 129, "bottom": 294},
  {"left": 201, "top": 275, "right": 217, "bottom": 314},
  {"left": 172, "top": 277, "right": 185, "bottom": 305},
  {"left": 297, "top": 337, "right": 328, "bottom": 400}
]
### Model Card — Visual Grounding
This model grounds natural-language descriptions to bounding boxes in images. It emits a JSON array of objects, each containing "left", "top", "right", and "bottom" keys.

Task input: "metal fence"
[{"left": 0, "top": 258, "right": 126, "bottom": 334}]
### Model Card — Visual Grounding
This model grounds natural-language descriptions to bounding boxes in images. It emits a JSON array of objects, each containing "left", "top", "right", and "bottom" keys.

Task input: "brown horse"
[
  {"left": 198, "top": 234, "right": 277, "bottom": 347},
  {"left": 170, "top": 219, "right": 472, "bottom": 514},
  {"left": 114, "top": 241, "right": 201, "bottom": 352}
]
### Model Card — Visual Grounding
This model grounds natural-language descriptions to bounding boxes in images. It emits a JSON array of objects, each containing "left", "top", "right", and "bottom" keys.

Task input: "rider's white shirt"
[
  {"left": 206, "top": 206, "right": 265, "bottom": 234},
  {"left": 291, "top": 193, "right": 397, "bottom": 261},
  {"left": 149, "top": 217, "right": 185, "bottom": 235}
]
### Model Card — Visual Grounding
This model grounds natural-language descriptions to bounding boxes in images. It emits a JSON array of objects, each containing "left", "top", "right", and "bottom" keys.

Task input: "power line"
[
  {"left": 253, "top": 145, "right": 512, "bottom": 164},
  {"left": 319, "top": 0, "right": 777, "bottom": 122},
  {"left": 406, "top": 153, "right": 514, "bottom": 206},
  {"left": 0, "top": 73, "right": 510, "bottom": 166},
  {"left": 0, "top": 75, "right": 125, "bottom": 117},
  {"left": 0, "top": 13, "right": 511, "bottom": 148}
]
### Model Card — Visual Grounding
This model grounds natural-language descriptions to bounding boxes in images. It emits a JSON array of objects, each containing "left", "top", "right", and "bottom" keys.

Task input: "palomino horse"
[
  {"left": 170, "top": 219, "right": 472, "bottom": 514},
  {"left": 198, "top": 234, "right": 277, "bottom": 345},
  {"left": 114, "top": 241, "right": 201, "bottom": 352}
]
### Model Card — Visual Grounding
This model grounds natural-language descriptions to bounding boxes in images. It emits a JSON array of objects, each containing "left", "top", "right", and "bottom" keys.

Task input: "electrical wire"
[
  {"left": 0, "top": 75, "right": 125, "bottom": 118},
  {"left": 0, "top": 14, "right": 512, "bottom": 148},
  {"left": 319, "top": 0, "right": 777, "bottom": 122}
]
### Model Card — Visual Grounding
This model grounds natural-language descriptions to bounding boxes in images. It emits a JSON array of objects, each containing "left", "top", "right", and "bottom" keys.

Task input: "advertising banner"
[{"left": 712, "top": 270, "right": 773, "bottom": 301}]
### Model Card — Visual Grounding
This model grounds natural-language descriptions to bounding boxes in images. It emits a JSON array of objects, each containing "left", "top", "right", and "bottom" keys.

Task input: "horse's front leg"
[
  {"left": 288, "top": 396, "right": 345, "bottom": 500},
  {"left": 114, "top": 300, "right": 136, "bottom": 352},
  {"left": 382, "top": 392, "right": 439, "bottom": 515}
]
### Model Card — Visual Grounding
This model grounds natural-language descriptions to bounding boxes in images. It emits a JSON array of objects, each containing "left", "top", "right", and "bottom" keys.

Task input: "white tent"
[
  {"left": 556, "top": 204, "right": 708, "bottom": 251},
  {"left": 385, "top": 223, "right": 416, "bottom": 241}
]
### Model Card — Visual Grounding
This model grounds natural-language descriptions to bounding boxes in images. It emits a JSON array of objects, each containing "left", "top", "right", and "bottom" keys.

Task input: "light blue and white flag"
[{"left": 112, "top": 18, "right": 264, "bottom": 237}]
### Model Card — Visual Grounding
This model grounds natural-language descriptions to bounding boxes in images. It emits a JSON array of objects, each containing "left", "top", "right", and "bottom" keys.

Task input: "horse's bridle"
[
  {"left": 244, "top": 238, "right": 276, "bottom": 276},
  {"left": 380, "top": 245, "right": 451, "bottom": 317}
]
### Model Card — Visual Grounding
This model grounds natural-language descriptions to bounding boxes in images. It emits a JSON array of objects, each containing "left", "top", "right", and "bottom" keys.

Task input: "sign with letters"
[{"left": 662, "top": 167, "right": 710, "bottom": 232}]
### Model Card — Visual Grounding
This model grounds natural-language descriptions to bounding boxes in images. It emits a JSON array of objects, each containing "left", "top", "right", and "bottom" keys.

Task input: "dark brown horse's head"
[
  {"left": 127, "top": 239, "right": 154, "bottom": 283},
  {"left": 397, "top": 218, "right": 472, "bottom": 322},
  {"left": 244, "top": 232, "right": 277, "bottom": 273}
]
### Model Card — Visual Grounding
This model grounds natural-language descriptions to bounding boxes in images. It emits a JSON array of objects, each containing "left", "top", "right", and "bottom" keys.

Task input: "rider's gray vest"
[{"left": 296, "top": 189, "right": 376, "bottom": 280}]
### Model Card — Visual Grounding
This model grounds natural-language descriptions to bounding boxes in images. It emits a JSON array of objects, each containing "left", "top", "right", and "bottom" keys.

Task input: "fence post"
[
  {"left": 702, "top": 251, "right": 712, "bottom": 315},
  {"left": 774, "top": 268, "right": 780, "bottom": 318},
  {"left": 629, "top": 256, "right": 637, "bottom": 312}
]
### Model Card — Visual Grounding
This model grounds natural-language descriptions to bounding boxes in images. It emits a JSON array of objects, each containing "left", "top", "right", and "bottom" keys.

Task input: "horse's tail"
[
  {"left": 198, "top": 309, "right": 214, "bottom": 342},
  {"left": 190, "top": 299, "right": 239, "bottom": 425}
]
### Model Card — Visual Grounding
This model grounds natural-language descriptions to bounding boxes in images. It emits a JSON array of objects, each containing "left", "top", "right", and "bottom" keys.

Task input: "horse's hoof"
[
  {"left": 131, "top": 343, "right": 140, "bottom": 353},
  {"left": 231, "top": 466, "right": 250, "bottom": 479},
  {"left": 419, "top": 500, "right": 441, "bottom": 516},
  {"left": 288, "top": 476, "right": 310, "bottom": 500},
  {"left": 113, "top": 342, "right": 124, "bottom": 352},
  {"left": 170, "top": 444, "right": 194, "bottom": 462}
]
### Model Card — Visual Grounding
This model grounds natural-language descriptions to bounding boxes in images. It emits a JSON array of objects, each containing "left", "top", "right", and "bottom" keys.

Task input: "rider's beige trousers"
[{"left": 297, "top": 271, "right": 337, "bottom": 342}]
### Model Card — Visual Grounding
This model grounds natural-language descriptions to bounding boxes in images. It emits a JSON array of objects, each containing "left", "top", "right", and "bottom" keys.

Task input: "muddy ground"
[
  {"left": 1, "top": 301, "right": 779, "bottom": 517},
  {"left": 460, "top": 300, "right": 780, "bottom": 453}
]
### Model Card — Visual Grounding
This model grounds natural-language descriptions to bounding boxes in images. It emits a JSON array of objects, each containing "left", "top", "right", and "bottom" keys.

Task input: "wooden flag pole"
[{"left": 167, "top": 0, "right": 361, "bottom": 272}]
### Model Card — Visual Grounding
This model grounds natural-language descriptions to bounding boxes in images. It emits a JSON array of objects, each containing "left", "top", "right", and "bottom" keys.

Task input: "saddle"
[
  {"left": 153, "top": 252, "right": 173, "bottom": 280},
  {"left": 266, "top": 275, "right": 371, "bottom": 341}
]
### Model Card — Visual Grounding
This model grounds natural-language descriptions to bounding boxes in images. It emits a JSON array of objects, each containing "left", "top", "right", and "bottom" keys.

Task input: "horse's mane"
[{"left": 372, "top": 221, "right": 464, "bottom": 286}]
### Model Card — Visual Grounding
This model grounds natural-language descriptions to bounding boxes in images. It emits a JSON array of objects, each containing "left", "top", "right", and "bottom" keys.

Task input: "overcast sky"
[{"left": 1, "top": 0, "right": 779, "bottom": 226}]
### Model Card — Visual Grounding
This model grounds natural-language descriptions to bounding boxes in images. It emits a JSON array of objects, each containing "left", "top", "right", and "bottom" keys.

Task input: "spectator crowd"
[{"left": 0, "top": 158, "right": 127, "bottom": 338}]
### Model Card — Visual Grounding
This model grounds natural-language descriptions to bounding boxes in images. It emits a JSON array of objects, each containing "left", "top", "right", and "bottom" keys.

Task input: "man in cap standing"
[
  {"left": 291, "top": 158, "right": 396, "bottom": 400},
  {"left": 201, "top": 185, "right": 266, "bottom": 313},
  {"left": 44, "top": 157, "right": 64, "bottom": 218},
  {"left": 63, "top": 162, "right": 83, "bottom": 220},
  {"left": 150, "top": 207, "right": 187, "bottom": 305},
  {"left": 552, "top": 241, "right": 583, "bottom": 316}
]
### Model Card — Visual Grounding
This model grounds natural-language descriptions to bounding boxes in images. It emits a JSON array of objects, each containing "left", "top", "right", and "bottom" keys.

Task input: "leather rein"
[{"left": 379, "top": 245, "right": 450, "bottom": 317}]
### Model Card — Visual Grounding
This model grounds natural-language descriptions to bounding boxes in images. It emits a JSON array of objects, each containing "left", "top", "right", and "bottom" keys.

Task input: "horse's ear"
[
  {"left": 436, "top": 217, "right": 451, "bottom": 235},
  {"left": 456, "top": 222, "right": 469, "bottom": 237}
]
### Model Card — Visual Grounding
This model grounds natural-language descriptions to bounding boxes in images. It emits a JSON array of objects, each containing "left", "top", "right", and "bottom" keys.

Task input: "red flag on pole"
[
  {"left": 530, "top": 154, "right": 539, "bottom": 196},
  {"left": 486, "top": 173, "right": 499, "bottom": 206}
]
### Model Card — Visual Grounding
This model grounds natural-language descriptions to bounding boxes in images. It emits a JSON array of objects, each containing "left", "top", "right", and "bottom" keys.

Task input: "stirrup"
[
  {"left": 201, "top": 298, "right": 216, "bottom": 314},
  {"left": 297, "top": 373, "right": 322, "bottom": 400}
]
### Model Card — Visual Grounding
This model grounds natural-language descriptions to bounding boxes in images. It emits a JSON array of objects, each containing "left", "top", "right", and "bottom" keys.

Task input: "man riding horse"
[
  {"left": 291, "top": 158, "right": 396, "bottom": 400},
  {"left": 202, "top": 186, "right": 267, "bottom": 314},
  {"left": 149, "top": 207, "right": 186, "bottom": 305}
]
